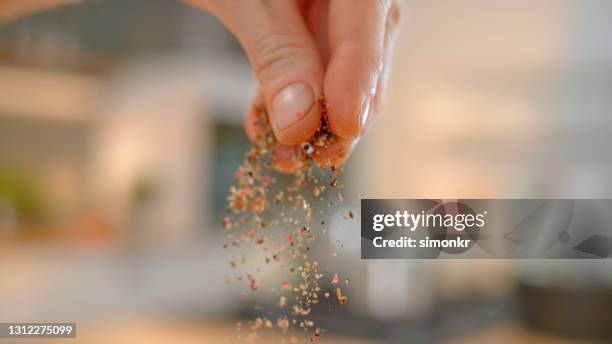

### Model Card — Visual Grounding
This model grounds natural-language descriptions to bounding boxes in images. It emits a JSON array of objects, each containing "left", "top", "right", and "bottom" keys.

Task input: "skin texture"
[
  {"left": 195, "top": 0, "right": 401, "bottom": 171},
  {"left": 1, "top": 0, "right": 400, "bottom": 172}
]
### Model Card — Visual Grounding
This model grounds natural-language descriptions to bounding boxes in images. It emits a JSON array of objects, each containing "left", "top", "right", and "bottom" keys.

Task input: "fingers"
[
  {"left": 366, "top": 0, "right": 401, "bottom": 132},
  {"left": 303, "top": 0, "right": 331, "bottom": 64},
  {"left": 245, "top": 89, "right": 350, "bottom": 172},
  {"left": 245, "top": 91, "right": 303, "bottom": 173},
  {"left": 186, "top": 0, "right": 401, "bottom": 170},
  {"left": 324, "top": 0, "right": 394, "bottom": 139},
  {"left": 184, "top": 0, "right": 324, "bottom": 146}
]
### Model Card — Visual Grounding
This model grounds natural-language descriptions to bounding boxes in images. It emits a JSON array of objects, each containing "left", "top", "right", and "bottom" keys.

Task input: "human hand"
[{"left": 183, "top": 0, "right": 400, "bottom": 172}]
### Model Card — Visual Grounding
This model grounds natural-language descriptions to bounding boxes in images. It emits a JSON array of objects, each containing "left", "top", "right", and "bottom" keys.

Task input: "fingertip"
[
  {"left": 271, "top": 144, "right": 304, "bottom": 174},
  {"left": 269, "top": 88, "right": 321, "bottom": 145},
  {"left": 324, "top": 43, "right": 377, "bottom": 140}
]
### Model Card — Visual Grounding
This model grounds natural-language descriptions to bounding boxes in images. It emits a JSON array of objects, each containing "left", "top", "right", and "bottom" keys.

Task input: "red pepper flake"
[
  {"left": 287, "top": 235, "right": 294, "bottom": 244},
  {"left": 222, "top": 216, "right": 232, "bottom": 230},
  {"left": 331, "top": 273, "right": 339, "bottom": 285},
  {"left": 295, "top": 111, "right": 302, "bottom": 118},
  {"left": 262, "top": 176, "right": 272, "bottom": 188},
  {"left": 255, "top": 237, "right": 264, "bottom": 245}
]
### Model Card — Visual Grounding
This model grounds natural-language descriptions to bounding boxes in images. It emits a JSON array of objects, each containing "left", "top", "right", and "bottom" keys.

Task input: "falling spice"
[
  {"left": 312, "top": 328, "right": 321, "bottom": 341},
  {"left": 278, "top": 296, "right": 287, "bottom": 308},
  {"left": 248, "top": 274, "right": 258, "bottom": 291},
  {"left": 264, "top": 319, "right": 273, "bottom": 329},
  {"left": 277, "top": 317, "right": 290, "bottom": 333},
  {"left": 331, "top": 273, "right": 339, "bottom": 285},
  {"left": 337, "top": 192, "right": 344, "bottom": 203},
  {"left": 223, "top": 97, "right": 351, "bottom": 340},
  {"left": 336, "top": 287, "right": 348, "bottom": 305},
  {"left": 223, "top": 216, "right": 232, "bottom": 230}
]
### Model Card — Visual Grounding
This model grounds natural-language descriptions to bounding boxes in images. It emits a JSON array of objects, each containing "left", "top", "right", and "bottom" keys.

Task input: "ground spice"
[
  {"left": 335, "top": 287, "right": 347, "bottom": 305},
  {"left": 224, "top": 97, "right": 350, "bottom": 341}
]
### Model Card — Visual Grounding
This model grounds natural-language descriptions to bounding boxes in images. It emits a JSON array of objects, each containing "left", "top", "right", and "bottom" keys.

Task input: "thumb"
[{"left": 183, "top": 0, "right": 323, "bottom": 146}]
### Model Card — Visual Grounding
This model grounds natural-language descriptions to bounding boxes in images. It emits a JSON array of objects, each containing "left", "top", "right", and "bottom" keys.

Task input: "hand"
[{"left": 183, "top": 0, "right": 401, "bottom": 172}]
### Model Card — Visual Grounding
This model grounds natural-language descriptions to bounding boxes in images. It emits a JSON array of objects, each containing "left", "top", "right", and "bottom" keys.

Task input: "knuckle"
[{"left": 251, "top": 31, "right": 312, "bottom": 82}]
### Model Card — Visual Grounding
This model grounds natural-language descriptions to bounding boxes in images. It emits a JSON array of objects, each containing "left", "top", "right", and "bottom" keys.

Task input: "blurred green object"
[{"left": 0, "top": 166, "right": 47, "bottom": 223}]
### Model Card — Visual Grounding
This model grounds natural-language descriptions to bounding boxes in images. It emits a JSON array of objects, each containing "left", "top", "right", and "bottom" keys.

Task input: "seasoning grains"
[{"left": 224, "top": 99, "right": 350, "bottom": 341}]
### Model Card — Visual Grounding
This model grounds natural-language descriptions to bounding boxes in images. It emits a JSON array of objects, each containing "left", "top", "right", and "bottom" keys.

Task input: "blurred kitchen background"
[{"left": 1, "top": 0, "right": 612, "bottom": 343}]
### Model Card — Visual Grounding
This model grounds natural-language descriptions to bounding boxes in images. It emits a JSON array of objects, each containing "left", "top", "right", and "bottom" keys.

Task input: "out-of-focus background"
[{"left": 1, "top": 0, "right": 612, "bottom": 343}]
